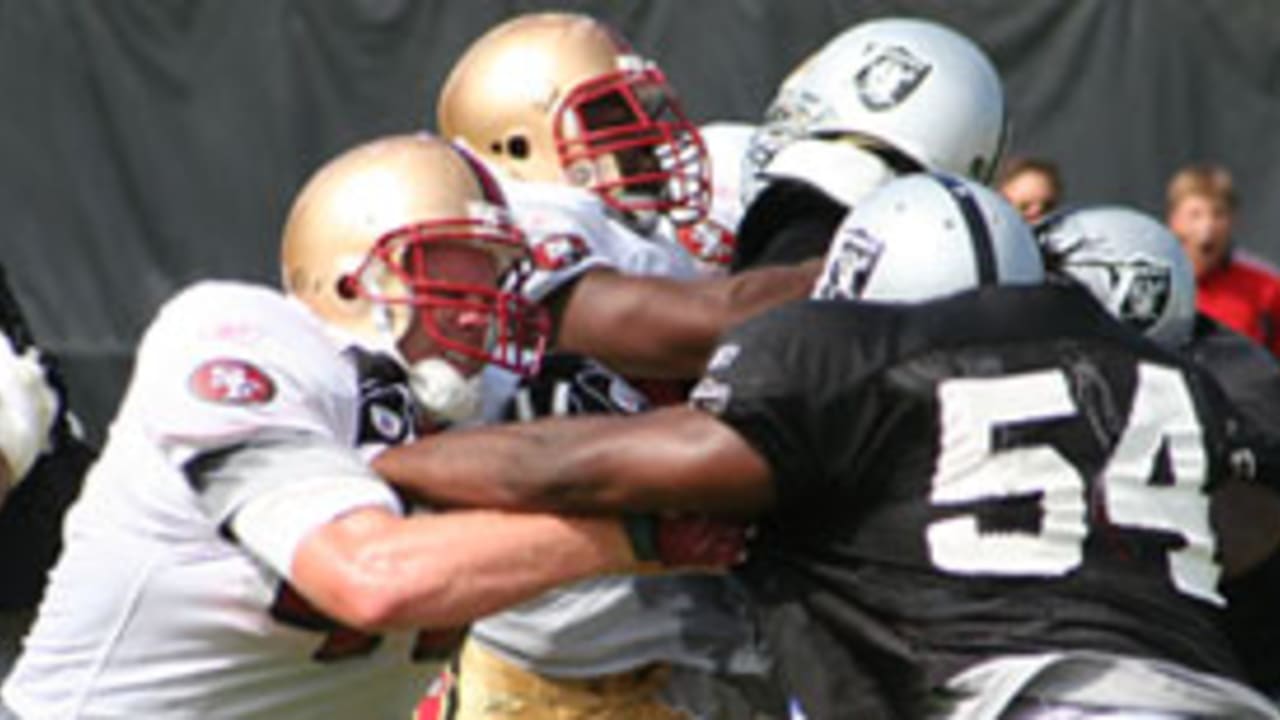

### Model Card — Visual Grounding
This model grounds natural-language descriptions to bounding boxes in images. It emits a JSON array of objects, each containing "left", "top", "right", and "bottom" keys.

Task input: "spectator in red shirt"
[{"left": 1167, "top": 163, "right": 1280, "bottom": 357}]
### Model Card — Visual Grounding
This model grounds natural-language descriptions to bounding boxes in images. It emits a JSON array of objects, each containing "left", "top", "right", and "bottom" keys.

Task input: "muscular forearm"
[
  {"left": 372, "top": 417, "right": 619, "bottom": 511},
  {"left": 294, "top": 507, "right": 643, "bottom": 632},
  {"left": 555, "top": 260, "right": 821, "bottom": 379},
  {"left": 372, "top": 407, "right": 774, "bottom": 517}
]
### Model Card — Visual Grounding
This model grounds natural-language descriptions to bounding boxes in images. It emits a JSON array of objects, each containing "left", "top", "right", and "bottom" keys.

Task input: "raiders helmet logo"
[
  {"left": 1116, "top": 260, "right": 1172, "bottom": 331},
  {"left": 815, "top": 226, "right": 885, "bottom": 300},
  {"left": 854, "top": 45, "right": 932, "bottom": 111},
  {"left": 188, "top": 358, "right": 276, "bottom": 405},
  {"left": 531, "top": 233, "right": 591, "bottom": 271}
]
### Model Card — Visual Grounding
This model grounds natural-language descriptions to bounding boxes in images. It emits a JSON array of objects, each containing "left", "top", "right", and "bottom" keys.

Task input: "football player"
[
  {"left": 1036, "top": 205, "right": 1280, "bottom": 696},
  {"left": 437, "top": 12, "right": 818, "bottom": 384},
  {"left": 373, "top": 174, "right": 1280, "bottom": 718},
  {"left": 0, "top": 134, "right": 740, "bottom": 719},
  {"left": 431, "top": 13, "right": 782, "bottom": 718},
  {"left": 729, "top": 17, "right": 1007, "bottom": 272}
]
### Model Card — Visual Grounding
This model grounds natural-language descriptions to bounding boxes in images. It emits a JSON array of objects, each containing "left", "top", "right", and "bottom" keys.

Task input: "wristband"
[{"left": 622, "top": 513, "right": 659, "bottom": 563}]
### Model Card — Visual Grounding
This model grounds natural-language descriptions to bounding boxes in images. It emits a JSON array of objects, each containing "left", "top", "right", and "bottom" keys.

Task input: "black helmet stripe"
[{"left": 934, "top": 173, "right": 997, "bottom": 286}]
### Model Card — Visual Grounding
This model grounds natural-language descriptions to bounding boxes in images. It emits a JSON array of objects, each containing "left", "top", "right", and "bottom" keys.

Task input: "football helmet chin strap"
[
  {"left": 403, "top": 355, "right": 482, "bottom": 426},
  {"left": 363, "top": 290, "right": 484, "bottom": 427}
]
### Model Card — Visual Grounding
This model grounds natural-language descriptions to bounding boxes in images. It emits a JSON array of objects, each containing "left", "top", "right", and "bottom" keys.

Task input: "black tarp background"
[{"left": 3, "top": 0, "right": 1279, "bottom": 440}]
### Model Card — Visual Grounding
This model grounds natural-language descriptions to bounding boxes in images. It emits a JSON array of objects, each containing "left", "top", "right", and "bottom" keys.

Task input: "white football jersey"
[
  {"left": 2, "top": 281, "right": 437, "bottom": 720},
  {"left": 502, "top": 179, "right": 700, "bottom": 303},
  {"left": 699, "top": 121, "right": 757, "bottom": 232},
  {"left": 476, "top": 180, "right": 701, "bottom": 423},
  {"left": 471, "top": 180, "right": 754, "bottom": 679}
]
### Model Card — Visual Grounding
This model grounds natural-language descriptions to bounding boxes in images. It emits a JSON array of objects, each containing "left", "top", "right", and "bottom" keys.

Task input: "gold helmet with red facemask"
[
  {"left": 281, "top": 133, "right": 548, "bottom": 421},
  {"left": 437, "top": 12, "right": 711, "bottom": 230}
]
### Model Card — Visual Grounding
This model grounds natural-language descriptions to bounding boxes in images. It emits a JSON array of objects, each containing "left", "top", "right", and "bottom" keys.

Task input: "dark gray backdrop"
[{"left": 3, "top": 0, "right": 1279, "bottom": 440}]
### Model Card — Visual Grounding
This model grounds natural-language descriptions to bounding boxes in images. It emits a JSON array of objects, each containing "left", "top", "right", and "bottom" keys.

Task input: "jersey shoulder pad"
[{"left": 129, "top": 282, "right": 355, "bottom": 454}]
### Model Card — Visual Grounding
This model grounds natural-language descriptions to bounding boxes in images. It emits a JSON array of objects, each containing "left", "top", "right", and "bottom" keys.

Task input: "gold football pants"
[{"left": 452, "top": 637, "right": 688, "bottom": 720}]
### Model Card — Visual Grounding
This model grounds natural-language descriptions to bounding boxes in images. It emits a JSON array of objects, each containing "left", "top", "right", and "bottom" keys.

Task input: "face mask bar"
[
  {"left": 553, "top": 65, "right": 711, "bottom": 227},
  {"left": 342, "top": 218, "right": 549, "bottom": 376}
]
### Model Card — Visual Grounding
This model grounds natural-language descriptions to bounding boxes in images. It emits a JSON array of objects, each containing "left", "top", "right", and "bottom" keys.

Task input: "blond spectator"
[{"left": 1166, "top": 163, "right": 1280, "bottom": 357}]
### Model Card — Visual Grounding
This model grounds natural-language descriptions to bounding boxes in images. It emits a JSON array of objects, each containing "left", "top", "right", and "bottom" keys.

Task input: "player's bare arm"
[
  {"left": 373, "top": 405, "right": 774, "bottom": 517},
  {"left": 550, "top": 260, "right": 822, "bottom": 379},
  {"left": 289, "top": 506, "right": 644, "bottom": 633}
]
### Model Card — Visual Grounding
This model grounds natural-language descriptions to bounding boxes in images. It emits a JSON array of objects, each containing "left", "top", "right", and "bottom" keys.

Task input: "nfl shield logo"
[{"left": 854, "top": 45, "right": 932, "bottom": 111}]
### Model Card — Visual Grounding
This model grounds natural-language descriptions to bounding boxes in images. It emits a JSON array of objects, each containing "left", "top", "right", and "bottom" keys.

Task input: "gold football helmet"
[
  {"left": 281, "top": 133, "right": 546, "bottom": 373},
  {"left": 438, "top": 12, "right": 710, "bottom": 226}
]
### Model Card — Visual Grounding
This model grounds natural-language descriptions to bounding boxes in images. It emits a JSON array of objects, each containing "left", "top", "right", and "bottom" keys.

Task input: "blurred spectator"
[
  {"left": 1166, "top": 163, "right": 1280, "bottom": 357},
  {"left": 997, "top": 155, "right": 1062, "bottom": 224}
]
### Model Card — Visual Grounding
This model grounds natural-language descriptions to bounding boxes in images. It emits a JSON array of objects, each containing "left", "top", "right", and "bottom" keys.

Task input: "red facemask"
[{"left": 553, "top": 64, "right": 711, "bottom": 227}]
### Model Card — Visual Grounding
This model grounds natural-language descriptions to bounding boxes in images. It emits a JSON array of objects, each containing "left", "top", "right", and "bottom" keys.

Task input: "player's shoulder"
[
  {"left": 150, "top": 281, "right": 304, "bottom": 336},
  {"left": 136, "top": 280, "right": 351, "bottom": 397},
  {"left": 717, "top": 299, "right": 903, "bottom": 378},
  {"left": 126, "top": 281, "right": 357, "bottom": 448},
  {"left": 501, "top": 179, "right": 609, "bottom": 235},
  {"left": 142, "top": 281, "right": 331, "bottom": 360}
]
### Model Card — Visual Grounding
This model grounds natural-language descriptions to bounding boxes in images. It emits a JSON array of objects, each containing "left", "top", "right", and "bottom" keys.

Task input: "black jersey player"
[{"left": 374, "top": 174, "right": 1280, "bottom": 719}]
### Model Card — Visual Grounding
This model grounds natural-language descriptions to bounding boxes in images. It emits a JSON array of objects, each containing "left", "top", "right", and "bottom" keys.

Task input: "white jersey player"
[
  {"left": 5, "top": 282, "right": 433, "bottom": 718},
  {"left": 0, "top": 134, "right": 735, "bottom": 720},
  {"left": 438, "top": 12, "right": 816, "bottom": 383},
  {"left": 432, "top": 12, "right": 789, "bottom": 719}
]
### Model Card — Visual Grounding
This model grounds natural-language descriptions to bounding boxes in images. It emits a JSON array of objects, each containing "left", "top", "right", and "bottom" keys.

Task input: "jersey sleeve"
[
  {"left": 689, "top": 305, "right": 837, "bottom": 512},
  {"left": 507, "top": 182, "right": 700, "bottom": 303},
  {"left": 195, "top": 430, "right": 400, "bottom": 578},
  {"left": 691, "top": 303, "right": 891, "bottom": 516},
  {"left": 127, "top": 282, "right": 401, "bottom": 576},
  {"left": 507, "top": 186, "right": 617, "bottom": 303}
]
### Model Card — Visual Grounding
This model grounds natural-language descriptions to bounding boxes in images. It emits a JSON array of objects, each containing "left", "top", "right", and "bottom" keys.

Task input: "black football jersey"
[
  {"left": 1187, "top": 314, "right": 1280, "bottom": 691},
  {"left": 694, "top": 284, "right": 1245, "bottom": 718},
  {"left": 1188, "top": 313, "right": 1280, "bottom": 448}
]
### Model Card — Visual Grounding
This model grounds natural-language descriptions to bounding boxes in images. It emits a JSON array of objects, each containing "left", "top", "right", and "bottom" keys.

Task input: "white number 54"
[{"left": 927, "top": 363, "right": 1222, "bottom": 605}]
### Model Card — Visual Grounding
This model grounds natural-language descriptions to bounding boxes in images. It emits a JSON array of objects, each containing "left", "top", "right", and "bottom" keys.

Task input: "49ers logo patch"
[
  {"left": 188, "top": 358, "right": 277, "bottom": 405},
  {"left": 531, "top": 233, "right": 591, "bottom": 271}
]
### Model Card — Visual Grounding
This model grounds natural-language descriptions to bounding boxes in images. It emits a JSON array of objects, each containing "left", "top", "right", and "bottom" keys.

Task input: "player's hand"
[{"left": 0, "top": 332, "right": 58, "bottom": 483}]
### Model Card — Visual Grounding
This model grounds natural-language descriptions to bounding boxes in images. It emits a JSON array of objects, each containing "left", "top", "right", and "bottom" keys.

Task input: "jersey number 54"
[{"left": 926, "top": 362, "right": 1222, "bottom": 606}]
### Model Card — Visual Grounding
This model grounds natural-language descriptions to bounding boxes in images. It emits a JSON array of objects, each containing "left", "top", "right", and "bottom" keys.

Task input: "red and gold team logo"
[
  {"left": 188, "top": 358, "right": 277, "bottom": 405},
  {"left": 531, "top": 233, "right": 591, "bottom": 271}
]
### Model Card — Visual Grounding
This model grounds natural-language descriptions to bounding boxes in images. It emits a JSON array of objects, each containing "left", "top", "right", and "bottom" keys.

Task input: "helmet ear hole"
[
  {"left": 505, "top": 136, "right": 530, "bottom": 159},
  {"left": 336, "top": 274, "right": 359, "bottom": 301}
]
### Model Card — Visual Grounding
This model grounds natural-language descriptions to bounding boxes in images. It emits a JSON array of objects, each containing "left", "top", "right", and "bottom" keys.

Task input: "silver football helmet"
[
  {"left": 1035, "top": 206, "right": 1195, "bottom": 349},
  {"left": 744, "top": 17, "right": 1007, "bottom": 205},
  {"left": 812, "top": 173, "right": 1042, "bottom": 303}
]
